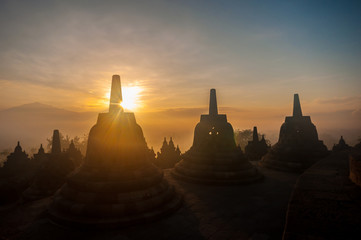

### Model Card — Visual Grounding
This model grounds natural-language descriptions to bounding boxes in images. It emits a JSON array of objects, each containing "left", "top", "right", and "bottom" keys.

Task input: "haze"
[{"left": 0, "top": 0, "right": 360, "bottom": 152}]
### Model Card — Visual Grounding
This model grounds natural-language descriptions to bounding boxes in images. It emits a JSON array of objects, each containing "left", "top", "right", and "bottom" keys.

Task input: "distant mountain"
[
  {"left": 2, "top": 102, "right": 66, "bottom": 112},
  {"left": 0, "top": 102, "right": 98, "bottom": 152}
]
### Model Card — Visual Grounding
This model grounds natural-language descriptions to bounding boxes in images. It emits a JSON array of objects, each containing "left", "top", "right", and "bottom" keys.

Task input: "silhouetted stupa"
[
  {"left": 155, "top": 137, "right": 181, "bottom": 169},
  {"left": 1, "top": 142, "right": 30, "bottom": 173},
  {"left": 172, "top": 89, "right": 262, "bottom": 184},
  {"left": 22, "top": 130, "right": 75, "bottom": 201},
  {"left": 0, "top": 141, "right": 33, "bottom": 206},
  {"left": 34, "top": 144, "right": 45, "bottom": 158},
  {"left": 260, "top": 94, "right": 328, "bottom": 172},
  {"left": 31, "top": 144, "right": 48, "bottom": 168},
  {"left": 245, "top": 127, "right": 270, "bottom": 161},
  {"left": 332, "top": 136, "right": 351, "bottom": 152},
  {"left": 48, "top": 75, "right": 181, "bottom": 228},
  {"left": 51, "top": 130, "right": 61, "bottom": 154},
  {"left": 67, "top": 140, "right": 83, "bottom": 168}
]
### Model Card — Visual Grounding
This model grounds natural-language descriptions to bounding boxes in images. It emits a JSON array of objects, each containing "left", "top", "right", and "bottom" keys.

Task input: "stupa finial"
[
  {"left": 253, "top": 126, "right": 259, "bottom": 142},
  {"left": 209, "top": 89, "right": 218, "bottom": 116},
  {"left": 293, "top": 93, "right": 303, "bottom": 117},
  {"left": 109, "top": 75, "right": 123, "bottom": 112},
  {"left": 14, "top": 141, "right": 22, "bottom": 152}
]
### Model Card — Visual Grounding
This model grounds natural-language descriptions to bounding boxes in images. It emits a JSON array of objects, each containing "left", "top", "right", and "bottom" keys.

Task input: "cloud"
[
  {"left": 316, "top": 96, "right": 361, "bottom": 105},
  {"left": 352, "top": 109, "right": 361, "bottom": 118},
  {"left": 0, "top": 0, "right": 360, "bottom": 128}
]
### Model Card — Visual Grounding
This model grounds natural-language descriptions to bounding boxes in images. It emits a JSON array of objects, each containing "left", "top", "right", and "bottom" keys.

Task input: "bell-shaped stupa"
[
  {"left": 0, "top": 141, "right": 33, "bottom": 206},
  {"left": 155, "top": 137, "right": 181, "bottom": 169},
  {"left": 244, "top": 127, "right": 270, "bottom": 161},
  {"left": 260, "top": 94, "right": 328, "bottom": 172},
  {"left": 48, "top": 75, "right": 181, "bottom": 228},
  {"left": 172, "top": 89, "right": 262, "bottom": 184},
  {"left": 332, "top": 136, "right": 351, "bottom": 152}
]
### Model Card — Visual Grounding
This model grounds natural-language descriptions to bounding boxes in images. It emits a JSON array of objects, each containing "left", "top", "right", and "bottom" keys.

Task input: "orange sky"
[{"left": 0, "top": 1, "right": 360, "bottom": 151}]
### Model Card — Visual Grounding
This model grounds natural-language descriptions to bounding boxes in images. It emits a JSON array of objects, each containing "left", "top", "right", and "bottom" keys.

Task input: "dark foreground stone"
[
  {"left": 0, "top": 166, "right": 298, "bottom": 240},
  {"left": 283, "top": 151, "right": 361, "bottom": 240}
]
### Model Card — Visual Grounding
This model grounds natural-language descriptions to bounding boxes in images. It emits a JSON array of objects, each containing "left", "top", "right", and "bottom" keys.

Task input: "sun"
[
  {"left": 120, "top": 86, "right": 142, "bottom": 110},
  {"left": 104, "top": 85, "right": 143, "bottom": 111}
]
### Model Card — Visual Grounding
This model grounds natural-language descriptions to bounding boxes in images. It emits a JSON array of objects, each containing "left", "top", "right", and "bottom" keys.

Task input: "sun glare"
[
  {"left": 121, "top": 86, "right": 142, "bottom": 110},
  {"left": 104, "top": 86, "right": 143, "bottom": 111}
]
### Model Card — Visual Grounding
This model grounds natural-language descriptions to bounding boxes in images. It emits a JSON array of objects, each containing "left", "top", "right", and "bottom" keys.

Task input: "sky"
[{"left": 0, "top": 0, "right": 360, "bottom": 149}]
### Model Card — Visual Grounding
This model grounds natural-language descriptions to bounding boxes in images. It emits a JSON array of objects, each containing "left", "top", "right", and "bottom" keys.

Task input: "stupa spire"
[
  {"left": 209, "top": 89, "right": 218, "bottom": 116},
  {"left": 15, "top": 141, "right": 22, "bottom": 152},
  {"left": 293, "top": 93, "right": 303, "bottom": 117},
  {"left": 339, "top": 136, "right": 345, "bottom": 145},
  {"left": 51, "top": 129, "right": 61, "bottom": 154},
  {"left": 38, "top": 144, "right": 44, "bottom": 154},
  {"left": 109, "top": 75, "right": 123, "bottom": 112},
  {"left": 253, "top": 126, "right": 259, "bottom": 142}
]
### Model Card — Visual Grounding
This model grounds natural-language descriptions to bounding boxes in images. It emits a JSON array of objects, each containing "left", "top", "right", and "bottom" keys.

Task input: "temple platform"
[
  {"left": 0, "top": 165, "right": 299, "bottom": 240},
  {"left": 283, "top": 150, "right": 361, "bottom": 239}
]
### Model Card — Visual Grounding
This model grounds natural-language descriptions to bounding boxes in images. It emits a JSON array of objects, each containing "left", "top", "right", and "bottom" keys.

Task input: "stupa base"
[
  {"left": 172, "top": 160, "right": 263, "bottom": 185},
  {"left": 260, "top": 154, "right": 321, "bottom": 173},
  {"left": 47, "top": 165, "right": 183, "bottom": 229},
  {"left": 22, "top": 187, "right": 55, "bottom": 202},
  {"left": 171, "top": 169, "right": 263, "bottom": 185},
  {"left": 48, "top": 190, "right": 182, "bottom": 229}
]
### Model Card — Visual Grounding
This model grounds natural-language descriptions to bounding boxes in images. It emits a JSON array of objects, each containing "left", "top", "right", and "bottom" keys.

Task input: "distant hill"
[{"left": 0, "top": 102, "right": 97, "bottom": 153}]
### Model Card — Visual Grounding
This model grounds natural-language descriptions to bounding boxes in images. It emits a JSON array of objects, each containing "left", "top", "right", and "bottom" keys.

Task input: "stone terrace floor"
[
  {"left": 0, "top": 164, "right": 299, "bottom": 240},
  {"left": 283, "top": 151, "right": 361, "bottom": 239}
]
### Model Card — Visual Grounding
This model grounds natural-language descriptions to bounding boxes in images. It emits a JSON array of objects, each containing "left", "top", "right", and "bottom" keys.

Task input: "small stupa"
[
  {"left": 244, "top": 127, "right": 270, "bottom": 161},
  {"left": 48, "top": 75, "right": 181, "bottom": 228},
  {"left": 260, "top": 94, "right": 328, "bottom": 172},
  {"left": 332, "top": 136, "right": 351, "bottom": 152},
  {"left": 155, "top": 137, "right": 181, "bottom": 169},
  {"left": 172, "top": 89, "right": 262, "bottom": 184},
  {"left": 1, "top": 142, "right": 30, "bottom": 174},
  {"left": 32, "top": 144, "right": 48, "bottom": 167},
  {"left": 67, "top": 140, "right": 83, "bottom": 167},
  {"left": 22, "top": 130, "right": 75, "bottom": 201},
  {"left": 0, "top": 141, "right": 33, "bottom": 205}
]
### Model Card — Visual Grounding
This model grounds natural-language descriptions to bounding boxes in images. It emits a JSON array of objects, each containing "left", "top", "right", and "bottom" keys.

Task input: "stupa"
[
  {"left": 32, "top": 144, "right": 48, "bottom": 167},
  {"left": 244, "top": 127, "right": 269, "bottom": 161},
  {"left": 172, "top": 89, "right": 262, "bottom": 184},
  {"left": 155, "top": 137, "right": 181, "bottom": 169},
  {"left": 0, "top": 142, "right": 33, "bottom": 205},
  {"left": 22, "top": 130, "right": 75, "bottom": 201},
  {"left": 67, "top": 140, "right": 83, "bottom": 168},
  {"left": 332, "top": 136, "right": 351, "bottom": 152},
  {"left": 48, "top": 75, "right": 181, "bottom": 228},
  {"left": 260, "top": 94, "right": 328, "bottom": 172},
  {"left": 1, "top": 142, "right": 30, "bottom": 173}
]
